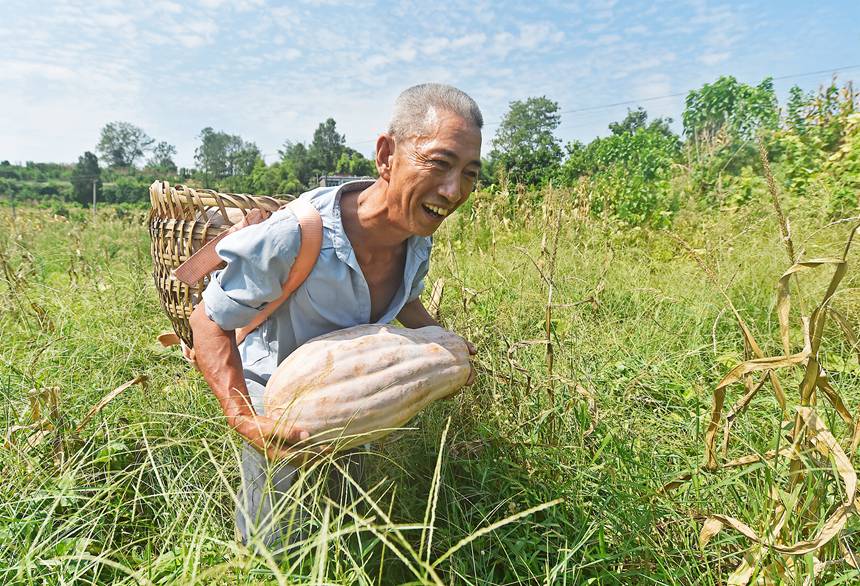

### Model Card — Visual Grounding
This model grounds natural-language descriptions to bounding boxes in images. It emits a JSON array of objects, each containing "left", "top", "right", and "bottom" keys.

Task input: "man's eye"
[{"left": 431, "top": 159, "right": 449, "bottom": 169}]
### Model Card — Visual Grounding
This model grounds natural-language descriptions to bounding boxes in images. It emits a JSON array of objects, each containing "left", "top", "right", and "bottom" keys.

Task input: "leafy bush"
[
  {"left": 768, "top": 82, "right": 857, "bottom": 198},
  {"left": 102, "top": 175, "right": 150, "bottom": 204},
  {"left": 822, "top": 111, "right": 860, "bottom": 214},
  {"left": 683, "top": 76, "right": 778, "bottom": 142},
  {"left": 682, "top": 77, "right": 779, "bottom": 201},
  {"left": 560, "top": 110, "right": 681, "bottom": 225}
]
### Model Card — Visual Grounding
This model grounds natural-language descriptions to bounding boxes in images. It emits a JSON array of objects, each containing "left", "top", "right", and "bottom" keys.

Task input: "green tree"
[
  {"left": 195, "top": 127, "right": 230, "bottom": 179},
  {"left": 279, "top": 141, "right": 316, "bottom": 189},
  {"left": 682, "top": 76, "right": 778, "bottom": 142},
  {"left": 491, "top": 96, "right": 562, "bottom": 186},
  {"left": 96, "top": 122, "right": 155, "bottom": 168},
  {"left": 102, "top": 175, "right": 149, "bottom": 203},
  {"left": 609, "top": 107, "right": 675, "bottom": 139},
  {"left": 248, "top": 158, "right": 305, "bottom": 195},
  {"left": 309, "top": 118, "right": 346, "bottom": 174},
  {"left": 681, "top": 76, "right": 778, "bottom": 200},
  {"left": 71, "top": 151, "right": 102, "bottom": 206},
  {"left": 560, "top": 108, "right": 681, "bottom": 225},
  {"left": 609, "top": 107, "right": 648, "bottom": 135},
  {"left": 785, "top": 85, "right": 811, "bottom": 136},
  {"left": 335, "top": 148, "right": 376, "bottom": 177},
  {"left": 147, "top": 141, "right": 178, "bottom": 174},
  {"left": 194, "top": 127, "right": 260, "bottom": 185},
  {"left": 775, "top": 80, "right": 859, "bottom": 196}
]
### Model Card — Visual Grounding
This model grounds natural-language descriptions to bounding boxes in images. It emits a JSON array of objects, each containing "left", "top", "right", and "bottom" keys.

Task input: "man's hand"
[
  {"left": 227, "top": 408, "right": 328, "bottom": 464},
  {"left": 190, "top": 303, "right": 324, "bottom": 465}
]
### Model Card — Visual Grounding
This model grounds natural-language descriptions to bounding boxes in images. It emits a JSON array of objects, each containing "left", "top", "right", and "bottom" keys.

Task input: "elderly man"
[{"left": 189, "top": 83, "right": 482, "bottom": 548}]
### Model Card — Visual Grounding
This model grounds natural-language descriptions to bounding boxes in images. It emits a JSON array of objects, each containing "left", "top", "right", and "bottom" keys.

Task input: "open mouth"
[{"left": 422, "top": 204, "right": 449, "bottom": 220}]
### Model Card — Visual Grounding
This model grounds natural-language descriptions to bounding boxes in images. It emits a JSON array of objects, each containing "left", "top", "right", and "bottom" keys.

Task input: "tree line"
[
  {"left": 487, "top": 76, "right": 858, "bottom": 224},
  {"left": 0, "top": 117, "right": 376, "bottom": 207},
  {"left": 2, "top": 75, "right": 858, "bottom": 224}
]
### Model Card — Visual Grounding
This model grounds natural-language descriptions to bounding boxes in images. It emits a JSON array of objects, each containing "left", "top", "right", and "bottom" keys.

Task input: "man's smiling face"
[{"left": 384, "top": 108, "right": 482, "bottom": 237}]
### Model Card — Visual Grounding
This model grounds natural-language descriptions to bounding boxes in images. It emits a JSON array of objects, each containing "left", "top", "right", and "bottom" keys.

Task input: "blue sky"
[{"left": 2, "top": 0, "right": 859, "bottom": 167}]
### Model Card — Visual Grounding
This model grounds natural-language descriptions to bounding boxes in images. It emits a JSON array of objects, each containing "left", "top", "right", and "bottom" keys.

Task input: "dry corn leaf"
[
  {"left": 679, "top": 214, "right": 860, "bottom": 583},
  {"left": 659, "top": 447, "right": 796, "bottom": 494},
  {"left": 76, "top": 375, "right": 148, "bottom": 432},
  {"left": 727, "top": 555, "right": 757, "bottom": 586},
  {"left": 722, "top": 374, "right": 770, "bottom": 457},
  {"left": 704, "top": 386, "right": 728, "bottom": 470},
  {"left": 716, "top": 347, "right": 811, "bottom": 392},
  {"left": 699, "top": 517, "right": 724, "bottom": 549},
  {"left": 707, "top": 408, "right": 855, "bottom": 556},
  {"left": 816, "top": 371, "right": 854, "bottom": 427},
  {"left": 776, "top": 257, "right": 846, "bottom": 357}
]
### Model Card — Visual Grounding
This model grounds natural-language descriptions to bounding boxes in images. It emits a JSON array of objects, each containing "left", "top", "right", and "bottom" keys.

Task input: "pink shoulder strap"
[
  {"left": 173, "top": 207, "right": 272, "bottom": 286},
  {"left": 235, "top": 199, "right": 322, "bottom": 345}
]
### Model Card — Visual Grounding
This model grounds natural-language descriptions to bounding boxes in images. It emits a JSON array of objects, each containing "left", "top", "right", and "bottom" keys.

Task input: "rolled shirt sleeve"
[{"left": 202, "top": 208, "right": 302, "bottom": 331}]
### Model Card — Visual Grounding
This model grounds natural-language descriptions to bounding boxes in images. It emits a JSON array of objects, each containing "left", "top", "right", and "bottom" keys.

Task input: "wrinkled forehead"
[
  {"left": 419, "top": 106, "right": 481, "bottom": 139},
  {"left": 411, "top": 108, "right": 482, "bottom": 160}
]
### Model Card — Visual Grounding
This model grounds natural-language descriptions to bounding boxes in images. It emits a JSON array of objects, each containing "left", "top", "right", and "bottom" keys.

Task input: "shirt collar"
[{"left": 328, "top": 180, "right": 432, "bottom": 264}]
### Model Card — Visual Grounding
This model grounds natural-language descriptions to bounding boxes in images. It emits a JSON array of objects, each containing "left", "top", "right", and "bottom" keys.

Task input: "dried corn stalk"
[{"left": 666, "top": 221, "right": 860, "bottom": 584}]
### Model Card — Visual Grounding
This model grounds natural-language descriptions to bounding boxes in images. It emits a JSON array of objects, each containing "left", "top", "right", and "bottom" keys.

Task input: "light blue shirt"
[{"left": 202, "top": 180, "right": 432, "bottom": 413}]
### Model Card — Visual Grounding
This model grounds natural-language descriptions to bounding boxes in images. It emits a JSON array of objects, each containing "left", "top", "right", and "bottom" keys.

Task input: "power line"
[
  {"left": 336, "top": 63, "right": 860, "bottom": 149},
  {"left": 514, "top": 63, "right": 860, "bottom": 122},
  {"left": 772, "top": 64, "right": 860, "bottom": 81}
]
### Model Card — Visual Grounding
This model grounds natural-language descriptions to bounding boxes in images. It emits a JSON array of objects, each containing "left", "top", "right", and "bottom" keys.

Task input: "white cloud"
[
  {"left": 155, "top": 1, "right": 182, "bottom": 13},
  {"left": 451, "top": 32, "right": 487, "bottom": 48},
  {"left": 592, "top": 33, "right": 621, "bottom": 47},
  {"left": 398, "top": 44, "right": 417, "bottom": 62},
  {"left": 267, "top": 48, "right": 302, "bottom": 62},
  {"left": 181, "top": 20, "right": 218, "bottom": 49},
  {"left": 198, "top": 0, "right": 227, "bottom": 9},
  {"left": 488, "top": 22, "right": 565, "bottom": 57},
  {"left": 0, "top": 61, "right": 76, "bottom": 81},
  {"left": 632, "top": 73, "right": 672, "bottom": 99},
  {"left": 420, "top": 32, "right": 487, "bottom": 56},
  {"left": 698, "top": 51, "right": 730, "bottom": 66},
  {"left": 235, "top": 0, "right": 265, "bottom": 10}
]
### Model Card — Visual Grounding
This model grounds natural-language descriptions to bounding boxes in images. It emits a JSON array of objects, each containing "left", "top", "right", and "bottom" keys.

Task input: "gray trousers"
[
  {"left": 235, "top": 443, "right": 365, "bottom": 551},
  {"left": 235, "top": 377, "right": 364, "bottom": 551},
  {"left": 235, "top": 442, "right": 303, "bottom": 549}
]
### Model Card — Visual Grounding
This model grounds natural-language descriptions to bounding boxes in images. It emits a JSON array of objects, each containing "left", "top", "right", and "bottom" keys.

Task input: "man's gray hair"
[{"left": 388, "top": 83, "right": 483, "bottom": 140}]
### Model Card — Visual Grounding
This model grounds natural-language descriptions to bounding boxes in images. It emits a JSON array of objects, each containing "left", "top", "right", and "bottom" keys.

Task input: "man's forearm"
[
  {"left": 396, "top": 298, "right": 440, "bottom": 329},
  {"left": 189, "top": 303, "right": 255, "bottom": 423}
]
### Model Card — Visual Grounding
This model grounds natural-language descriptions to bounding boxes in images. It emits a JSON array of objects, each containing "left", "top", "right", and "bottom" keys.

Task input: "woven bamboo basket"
[{"left": 148, "top": 181, "right": 291, "bottom": 347}]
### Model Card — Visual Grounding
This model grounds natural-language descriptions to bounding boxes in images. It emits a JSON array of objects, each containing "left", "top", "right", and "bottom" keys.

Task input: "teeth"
[{"left": 424, "top": 204, "right": 449, "bottom": 217}]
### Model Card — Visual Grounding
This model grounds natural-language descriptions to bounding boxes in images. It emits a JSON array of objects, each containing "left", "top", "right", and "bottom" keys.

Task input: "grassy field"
[{"left": 2, "top": 188, "right": 860, "bottom": 584}]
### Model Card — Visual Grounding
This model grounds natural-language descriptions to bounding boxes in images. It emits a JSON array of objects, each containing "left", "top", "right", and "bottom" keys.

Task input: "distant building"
[{"left": 318, "top": 174, "right": 373, "bottom": 188}]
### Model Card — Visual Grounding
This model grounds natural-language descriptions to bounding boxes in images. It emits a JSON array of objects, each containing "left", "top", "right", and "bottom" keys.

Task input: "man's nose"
[{"left": 438, "top": 173, "right": 461, "bottom": 203}]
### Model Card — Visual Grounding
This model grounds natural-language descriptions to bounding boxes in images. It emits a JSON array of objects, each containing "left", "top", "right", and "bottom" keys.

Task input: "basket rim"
[{"left": 149, "top": 180, "right": 292, "bottom": 217}]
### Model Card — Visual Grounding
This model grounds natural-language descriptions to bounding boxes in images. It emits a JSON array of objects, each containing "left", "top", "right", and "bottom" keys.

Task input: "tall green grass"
[{"left": 1, "top": 187, "right": 859, "bottom": 584}]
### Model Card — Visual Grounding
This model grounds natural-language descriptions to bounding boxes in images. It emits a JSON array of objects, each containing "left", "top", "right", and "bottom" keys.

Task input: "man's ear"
[{"left": 375, "top": 134, "right": 395, "bottom": 181}]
